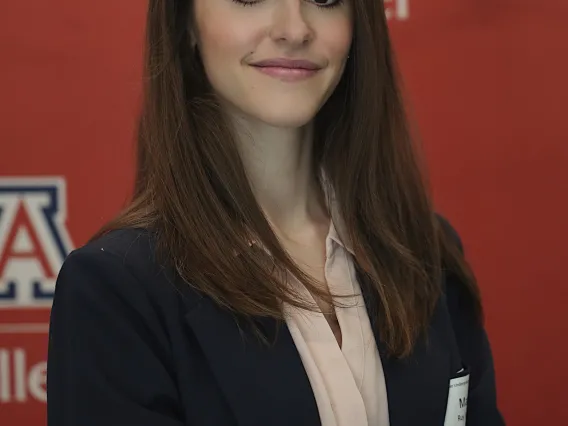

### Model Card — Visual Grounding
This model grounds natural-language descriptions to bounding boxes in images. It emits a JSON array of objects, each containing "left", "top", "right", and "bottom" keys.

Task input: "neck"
[{"left": 230, "top": 114, "right": 327, "bottom": 236}]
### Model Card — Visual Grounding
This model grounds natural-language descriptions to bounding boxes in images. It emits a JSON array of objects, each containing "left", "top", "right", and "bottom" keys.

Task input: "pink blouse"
[{"left": 282, "top": 219, "right": 390, "bottom": 426}]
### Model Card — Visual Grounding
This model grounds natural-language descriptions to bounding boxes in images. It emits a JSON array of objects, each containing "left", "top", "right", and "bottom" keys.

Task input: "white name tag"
[{"left": 444, "top": 372, "right": 469, "bottom": 426}]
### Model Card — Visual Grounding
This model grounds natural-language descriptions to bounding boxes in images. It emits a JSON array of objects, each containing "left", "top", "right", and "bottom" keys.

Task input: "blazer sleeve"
[
  {"left": 47, "top": 248, "right": 185, "bottom": 426},
  {"left": 441, "top": 219, "right": 506, "bottom": 426}
]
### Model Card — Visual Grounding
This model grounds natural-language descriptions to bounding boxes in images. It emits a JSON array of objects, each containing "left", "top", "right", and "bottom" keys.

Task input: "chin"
[
  {"left": 247, "top": 105, "right": 320, "bottom": 129},
  {"left": 258, "top": 114, "right": 314, "bottom": 129}
]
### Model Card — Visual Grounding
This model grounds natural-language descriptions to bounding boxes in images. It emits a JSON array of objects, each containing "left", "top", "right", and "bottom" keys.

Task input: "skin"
[{"left": 193, "top": 0, "right": 353, "bottom": 344}]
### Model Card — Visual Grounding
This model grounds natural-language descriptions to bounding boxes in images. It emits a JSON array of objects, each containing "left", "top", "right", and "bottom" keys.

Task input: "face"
[{"left": 192, "top": 0, "right": 353, "bottom": 128}]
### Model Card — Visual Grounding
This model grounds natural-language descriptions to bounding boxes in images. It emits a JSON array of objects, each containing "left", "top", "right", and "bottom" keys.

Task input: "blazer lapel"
[
  {"left": 182, "top": 274, "right": 455, "bottom": 426},
  {"left": 360, "top": 274, "right": 453, "bottom": 426},
  {"left": 184, "top": 296, "right": 321, "bottom": 426}
]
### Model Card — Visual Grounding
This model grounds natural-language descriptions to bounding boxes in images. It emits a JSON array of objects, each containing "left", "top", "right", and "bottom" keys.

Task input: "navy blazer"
[{"left": 47, "top": 227, "right": 504, "bottom": 426}]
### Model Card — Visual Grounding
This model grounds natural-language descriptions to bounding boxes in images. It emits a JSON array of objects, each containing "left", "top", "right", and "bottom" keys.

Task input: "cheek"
[
  {"left": 323, "top": 21, "right": 353, "bottom": 62},
  {"left": 197, "top": 25, "right": 252, "bottom": 103},
  {"left": 200, "top": 27, "right": 238, "bottom": 66},
  {"left": 197, "top": 11, "right": 258, "bottom": 67}
]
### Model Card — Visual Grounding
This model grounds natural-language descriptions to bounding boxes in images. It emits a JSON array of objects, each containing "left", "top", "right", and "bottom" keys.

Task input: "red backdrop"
[{"left": 1, "top": 0, "right": 567, "bottom": 424}]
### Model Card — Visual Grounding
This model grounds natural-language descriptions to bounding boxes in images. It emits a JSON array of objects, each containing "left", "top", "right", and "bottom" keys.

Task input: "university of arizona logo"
[{"left": 0, "top": 177, "right": 73, "bottom": 308}]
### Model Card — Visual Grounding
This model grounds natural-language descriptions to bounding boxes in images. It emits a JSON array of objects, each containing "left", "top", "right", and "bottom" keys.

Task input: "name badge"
[{"left": 444, "top": 370, "right": 469, "bottom": 426}]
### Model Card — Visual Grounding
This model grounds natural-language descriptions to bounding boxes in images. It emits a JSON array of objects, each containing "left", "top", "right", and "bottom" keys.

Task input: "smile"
[
  {"left": 251, "top": 66, "right": 320, "bottom": 82},
  {"left": 249, "top": 58, "right": 322, "bottom": 82}
]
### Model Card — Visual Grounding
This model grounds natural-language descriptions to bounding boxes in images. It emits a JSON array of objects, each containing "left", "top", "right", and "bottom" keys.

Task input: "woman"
[{"left": 47, "top": 0, "right": 504, "bottom": 425}]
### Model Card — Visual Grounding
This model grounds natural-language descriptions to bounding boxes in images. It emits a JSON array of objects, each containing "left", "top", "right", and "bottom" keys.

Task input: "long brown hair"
[{"left": 96, "top": 0, "right": 482, "bottom": 358}]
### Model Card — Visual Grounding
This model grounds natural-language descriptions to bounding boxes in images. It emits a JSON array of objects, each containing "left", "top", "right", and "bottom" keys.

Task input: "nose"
[{"left": 269, "top": 0, "right": 314, "bottom": 47}]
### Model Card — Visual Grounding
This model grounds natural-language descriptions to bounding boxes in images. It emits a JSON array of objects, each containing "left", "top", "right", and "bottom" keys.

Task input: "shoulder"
[
  {"left": 433, "top": 215, "right": 486, "bottom": 371},
  {"left": 54, "top": 228, "right": 197, "bottom": 320},
  {"left": 74, "top": 228, "right": 159, "bottom": 273},
  {"left": 434, "top": 217, "right": 503, "bottom": 423},
  {"left": 48, "top": 230, "right": 191, "bottom": 423},
  {"left": 435, "top": 213, "right": 464, "bottom": 252},
  {"left": 434, "top": 214, "right": 471, "bottom": 300},
  {"left": 434, "top": 214, "right": 477, "bottom": 318},
  {"left": 60, "top": 229, "right": 156, "bottom": 296}
]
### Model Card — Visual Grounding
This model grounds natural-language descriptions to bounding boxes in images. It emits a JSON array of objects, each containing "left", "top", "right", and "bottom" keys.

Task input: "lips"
[
  {"left": 249, "top": 58, "right": 322, "bottom": 82},
  {"left": 250, "top": 58, "right": 321, "bottom": 70}
]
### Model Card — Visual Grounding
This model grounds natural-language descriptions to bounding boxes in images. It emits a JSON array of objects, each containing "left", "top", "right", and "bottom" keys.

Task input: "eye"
[
  {"left": 231, "top": 0, "right": 261, "bottom": 6},
  {"left": 311, "top": 0, "right": 345, "bottom": 8},
  {"left": 231, "top": 0, "right": 345, "bottom": 9}
]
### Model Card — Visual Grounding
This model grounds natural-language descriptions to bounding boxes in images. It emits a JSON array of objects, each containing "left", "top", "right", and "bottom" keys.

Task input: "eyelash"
[{"left": 231, "top": 0, "right": 344, "bottom": 10}]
